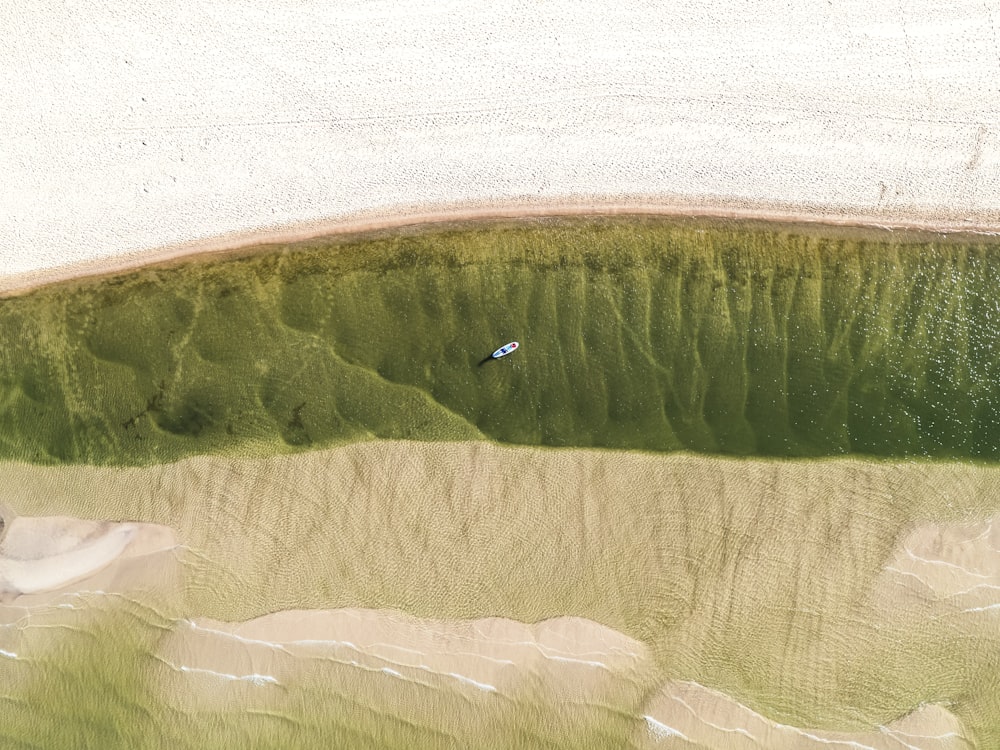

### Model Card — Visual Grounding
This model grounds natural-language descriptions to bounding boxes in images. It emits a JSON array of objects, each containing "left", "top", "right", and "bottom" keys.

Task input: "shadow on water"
[{"left": 477, "top": 355, "right": 496, "bottom": 367}]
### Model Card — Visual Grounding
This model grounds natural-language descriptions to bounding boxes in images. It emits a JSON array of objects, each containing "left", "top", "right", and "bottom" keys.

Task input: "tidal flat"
[{"left": 0, "top": 216, "right": 998, "bottom": 748}]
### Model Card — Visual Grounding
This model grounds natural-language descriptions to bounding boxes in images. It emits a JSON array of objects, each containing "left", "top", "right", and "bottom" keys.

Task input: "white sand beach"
[{"left": 3, "top": 0, "right": 1000, "bottom": 291}]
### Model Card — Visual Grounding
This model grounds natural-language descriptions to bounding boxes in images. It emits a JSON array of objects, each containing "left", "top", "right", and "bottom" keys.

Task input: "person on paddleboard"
[{"left": 478, "top": 341, "right": 519, "bottom": 366}]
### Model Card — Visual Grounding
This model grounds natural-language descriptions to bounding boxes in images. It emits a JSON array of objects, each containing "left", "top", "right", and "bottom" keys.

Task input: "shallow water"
[
  {"left": 2, "top": 217, "right": 1000, "bottom": 465},
  {"left": 0, "top": 598, "right": 655, "bottom": 750},
  {"left": 2, "top": 217, "right": 1000, "bottom": 748}
]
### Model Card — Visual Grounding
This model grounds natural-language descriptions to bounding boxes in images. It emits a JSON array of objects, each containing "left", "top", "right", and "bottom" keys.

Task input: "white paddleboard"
[{"left": 491, "top": 341, "right": 519, "bottom": 358}]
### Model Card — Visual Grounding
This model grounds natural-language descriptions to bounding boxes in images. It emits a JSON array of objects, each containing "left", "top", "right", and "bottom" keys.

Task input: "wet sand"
[
  {"left": 0, "top": 576, "right": 969, "bottom": 748},
  {"left": 0, "top": 513, "right": 177, "bottom": 604},
  {"left": 159, "top": 607, "right": 970, "bottom": 749},
  {"left": 637, "top": 681, "right": 968, "bottom": 749},
  {"left": 1, "top": 440, "right": 998, "bottom": 742},
  {"left": 159, "top": 610, "right": 655, "bottom": 721},
  {"left": 7, "top": 0, "right": 1000, "bottom": 742}
]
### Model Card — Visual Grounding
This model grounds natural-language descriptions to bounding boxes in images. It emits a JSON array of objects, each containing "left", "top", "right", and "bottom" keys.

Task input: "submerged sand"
[
  {"left": 7, "top": 1, "right": 1000, "bottom": 742},
  {"left": 6, "top": 441, "right": 1000, "bottom": 624},
  {"left": 638, "top": 681, "right": 968, "bottom": 749},
  {"left": 1, "top": 440, "right": 999, "bottom": 740},
  {"left": 0, "top": 513, "right": 176, "bottom": 603},
  {"left": 0, "top": 585, "right": 970, "bottom": 748},
  {"left": 159, "top": 609, "right": 656, "bottom": 738},
  {"left": 160, "top": 607, "right": 970, "bottom": 750}
]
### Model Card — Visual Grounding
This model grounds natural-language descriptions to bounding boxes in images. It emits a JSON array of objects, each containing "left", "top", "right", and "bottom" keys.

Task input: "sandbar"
[
  {"left": 2, "top": 440, "right": 1000, "bottom": 738},
  {"left": 0, "top": 512, "right": 177, "bottom": 602},
  {"left": 5, "top": 2, "right": 1000, "bottom": 742}
]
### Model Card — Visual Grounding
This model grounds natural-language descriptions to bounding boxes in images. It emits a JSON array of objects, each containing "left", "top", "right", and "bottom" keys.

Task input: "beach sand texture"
[
  {"left": 4, "top": 442, "right": 1000, "bottom": 746},
  {"left": 3, "top": 442, "right": 1000, "bottom": 747},
  {"left": 3, "top": 0, "right": 1000, "bottom": 286},
  {"left": 1, "top": 442, "right": 999, "bottom": 746}
]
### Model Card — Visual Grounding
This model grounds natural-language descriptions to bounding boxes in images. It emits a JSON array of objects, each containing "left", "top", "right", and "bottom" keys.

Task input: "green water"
[{"left": 2, "top": 218, "right": 1000, "bottom": 466}]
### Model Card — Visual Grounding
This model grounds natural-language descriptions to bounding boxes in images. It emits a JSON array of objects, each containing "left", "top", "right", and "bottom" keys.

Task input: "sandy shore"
[
  {"left": 157, "top": 607, "right": 970, "bottom": 749},
  {"left": 160, "top": 610, "right": 655, "bottom": 714},
  {"left": 3, "top": 197, "right": 1000, "bottom": 297},
  {"left": 637, "top": 681, "right": 968, "bottom": 749},
  {"left": 5, "top": 2, "right": 1000, "bottom": 739},
  {"left": 1, "top": 586, "right": 968, "bottom": 747},
  {"left": 5, "top": 440, "right": 1000, "bottom": 625},
  {"left": 4, "top": 0, "right": 999, "bottom": 287}
]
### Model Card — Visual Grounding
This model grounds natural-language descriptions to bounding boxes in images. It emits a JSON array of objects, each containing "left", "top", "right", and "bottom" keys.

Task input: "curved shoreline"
[{"left": 4, "top": 195, "right": 1000, "bottom": 297}]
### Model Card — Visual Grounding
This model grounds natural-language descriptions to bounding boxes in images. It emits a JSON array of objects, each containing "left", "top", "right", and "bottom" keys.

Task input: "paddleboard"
[{"left": 491, "top": 341, "right": 519, "bottom": 359}]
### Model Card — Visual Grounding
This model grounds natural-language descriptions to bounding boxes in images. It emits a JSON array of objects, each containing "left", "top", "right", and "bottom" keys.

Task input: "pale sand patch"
[
  {"left": 0, "top": 512, "right": 179, "bottom": 672},
  {"left": 159, "top": 609, "right": 654, "bottom": 713},
  {"left": 158, "top": 607, "right": 970, "bottom": 748},
  {"left": 153, "top": 609, "right": 661, "bottom": 746},
  {"left": 0, "top": 513, "right": 177, "bottom": 603},
  {"left": 878, "top": 514, "right": 1000, "bottom": 615},
  {"left": 637, "top": 680, "right": 969, "bottom": 749},
  {"left": 4, "top": 1, "right": 1000, "bottom": 281}
]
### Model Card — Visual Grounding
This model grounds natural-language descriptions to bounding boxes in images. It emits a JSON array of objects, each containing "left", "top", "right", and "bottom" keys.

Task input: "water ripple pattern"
[{"left": 1, "top": 217, "right": 1000, "bottom": 465}]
